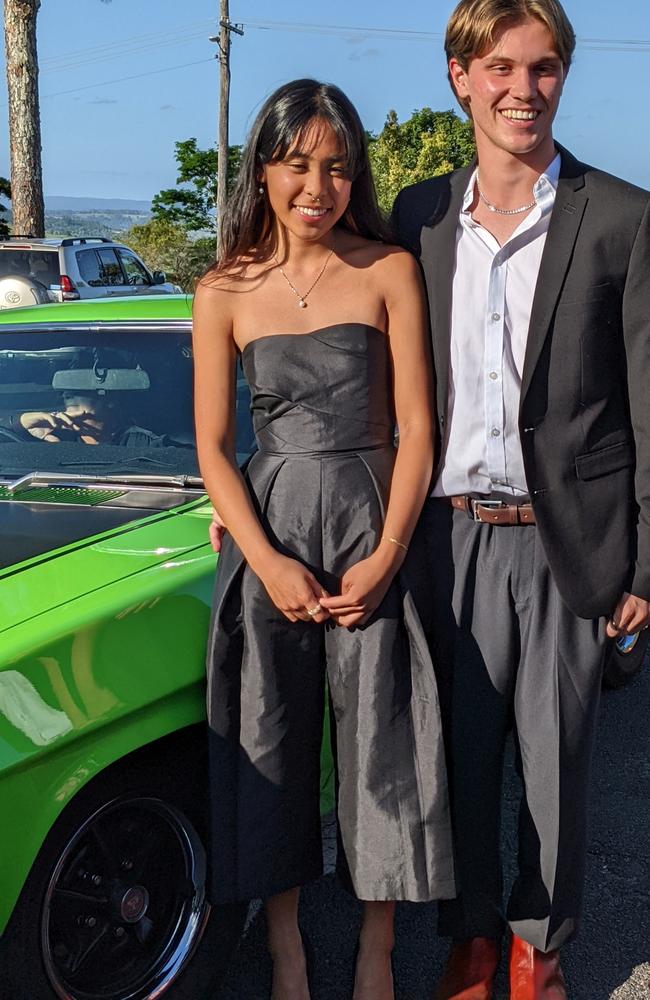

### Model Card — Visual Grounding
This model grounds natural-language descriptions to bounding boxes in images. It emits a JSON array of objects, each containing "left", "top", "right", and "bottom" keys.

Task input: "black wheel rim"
[{"left": 41, "top": 795, "right": 210, "bottom": 1000}]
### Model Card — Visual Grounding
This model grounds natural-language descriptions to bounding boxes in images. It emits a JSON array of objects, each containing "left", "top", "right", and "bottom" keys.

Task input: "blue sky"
[{"left": 1, "top": 0, "right": 649, "bottom": 202}]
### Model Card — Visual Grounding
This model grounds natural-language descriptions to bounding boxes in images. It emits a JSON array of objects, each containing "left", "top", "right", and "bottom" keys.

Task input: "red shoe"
[
  {"left": 435, "top": 937, "right": 501, "bottom": 1000},
  {"left": 509, "top": 934, "right": 568, "bottom": 1000}
]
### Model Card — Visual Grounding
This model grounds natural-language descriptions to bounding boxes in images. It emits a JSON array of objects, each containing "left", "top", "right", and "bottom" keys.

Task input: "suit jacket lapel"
[
  {"left": 520, "top": 147, "right": 588, "bottom": 401},
  {"left": 420, "top": 165, "right": 473, "bottom": 422}
]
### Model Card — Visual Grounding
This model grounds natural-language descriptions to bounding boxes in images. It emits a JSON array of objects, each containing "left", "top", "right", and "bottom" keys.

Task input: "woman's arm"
[
  {"left": 320, "top": 249, "right": 434, "bottom": 626},
  {"left": 192, "top": 279, "right": 329, "bottom": 623}
]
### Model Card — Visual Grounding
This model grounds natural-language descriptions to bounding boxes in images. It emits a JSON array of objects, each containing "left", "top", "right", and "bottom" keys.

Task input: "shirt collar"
[{"left": 462, "top": 151, "right": 561, "bottom": 213}]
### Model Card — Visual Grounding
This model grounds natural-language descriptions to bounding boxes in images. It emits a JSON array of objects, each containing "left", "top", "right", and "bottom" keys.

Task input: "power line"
[
  {"left": 239, "top": 18, "right": 650, "bottom": 51},
  {"left": 38, "top": 24, "right": 213, "bottom": 74},
  {"left": 31, "top": 17, "right": 650, "bottom": 78},
  {"left": 37, "top": 19, "right": 212, "bottom": 69},
  {"left": 0, "top": 58, "right": 215, "bottom": 106}
]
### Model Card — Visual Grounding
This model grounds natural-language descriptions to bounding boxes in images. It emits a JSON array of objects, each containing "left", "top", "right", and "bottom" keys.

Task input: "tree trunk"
[{"left": 4, "top": 0, "right": 44, "bottom": 237}]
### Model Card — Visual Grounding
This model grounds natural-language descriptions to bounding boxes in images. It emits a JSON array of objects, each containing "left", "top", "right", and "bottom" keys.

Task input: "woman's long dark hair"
[{"left": 212, "top": 79, "right": 392, "bottom": 272}]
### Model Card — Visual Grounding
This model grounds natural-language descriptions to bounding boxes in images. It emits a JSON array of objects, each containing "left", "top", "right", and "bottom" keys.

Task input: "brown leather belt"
[{"left": 444, "top": 495, "right": 536, "bottom": 525}]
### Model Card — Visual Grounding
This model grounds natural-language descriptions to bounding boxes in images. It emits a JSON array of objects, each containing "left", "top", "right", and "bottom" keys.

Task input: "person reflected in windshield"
[
  {"left": 1, "top": 392, "right": 182, "bottom": 447},
  {"left": 17, "top": 393, "right": 117, "bottom": 444}
]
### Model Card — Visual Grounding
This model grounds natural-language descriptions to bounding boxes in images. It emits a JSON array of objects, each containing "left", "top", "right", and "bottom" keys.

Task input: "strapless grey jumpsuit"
[{"left": 207, "top": 323, "right": 455, "bottom": 903}]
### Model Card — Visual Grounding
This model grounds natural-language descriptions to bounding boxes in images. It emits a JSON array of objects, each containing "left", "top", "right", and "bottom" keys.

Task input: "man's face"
[
  {"left": 63, "top": 394, "right": 110, "bottom": 443},
  {"left": 449, "top": 17, "right": 565, "bottom": 163}
]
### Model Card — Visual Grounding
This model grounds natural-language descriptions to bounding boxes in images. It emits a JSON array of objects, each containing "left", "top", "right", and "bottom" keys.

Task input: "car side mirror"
[{"left": 152, "top": 270, "right": 166, "bottom": 285}]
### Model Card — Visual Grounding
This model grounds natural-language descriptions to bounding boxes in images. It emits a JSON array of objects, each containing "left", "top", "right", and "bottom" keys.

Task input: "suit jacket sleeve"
[{"left": 623, "top": 199, "right": 650, "bottom": 600}]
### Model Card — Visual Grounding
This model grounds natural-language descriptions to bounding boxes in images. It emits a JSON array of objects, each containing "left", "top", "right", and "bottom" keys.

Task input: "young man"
[{"left": 391, "top": 1, "right": 650, "bottom": 997}]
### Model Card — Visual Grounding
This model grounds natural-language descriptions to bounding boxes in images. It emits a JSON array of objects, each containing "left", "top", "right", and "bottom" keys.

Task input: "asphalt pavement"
[{"left": 217, "top": 658, "right": 650, "bottom": 1000}]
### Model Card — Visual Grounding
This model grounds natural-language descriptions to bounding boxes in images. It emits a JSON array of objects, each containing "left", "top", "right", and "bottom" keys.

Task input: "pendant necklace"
[
  {"left": 274, "top": 247, "right": 335, "bottom": 308},
  {"left": 477, "top": 179, "right": 536, "bottom": 216}
]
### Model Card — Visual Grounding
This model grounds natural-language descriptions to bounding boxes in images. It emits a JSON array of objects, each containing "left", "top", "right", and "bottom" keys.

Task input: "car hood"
[{"left": 0, "top": 485, "right": 214, "bottom": 643}]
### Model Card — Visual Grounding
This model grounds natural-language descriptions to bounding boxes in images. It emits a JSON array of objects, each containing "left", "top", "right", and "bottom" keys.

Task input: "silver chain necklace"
[
  {"left": 273, "top": 248, "right": 335, "bottom": 308},
  {"left": 477, "top": 179, "right": 536, "bottom": 216}
]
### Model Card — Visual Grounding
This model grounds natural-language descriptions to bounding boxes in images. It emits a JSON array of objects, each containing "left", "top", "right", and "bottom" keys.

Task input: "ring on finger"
[
  {"left": 609, "top": 617, "right": 620, "bottom": 631},
  {"left": 306, "top": 603, "right": 322, "bottom": 617}
]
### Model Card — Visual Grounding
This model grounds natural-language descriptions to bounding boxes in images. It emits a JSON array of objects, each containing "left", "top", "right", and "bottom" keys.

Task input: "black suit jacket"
[{"left": 391, "top": 146, "right": 650, "bottom": 619}]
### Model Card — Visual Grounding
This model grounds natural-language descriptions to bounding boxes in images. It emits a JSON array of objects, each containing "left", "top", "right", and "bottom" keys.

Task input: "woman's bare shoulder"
[
  {"left": 196, "top": 255, "right": 272, "bottom": 297},
  {"left": 339, "top": 233, "right": 416, "bottom": 271}
]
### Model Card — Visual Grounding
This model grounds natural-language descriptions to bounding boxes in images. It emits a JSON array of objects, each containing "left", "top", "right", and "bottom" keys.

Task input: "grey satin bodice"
[{"left": 241, "top": 323, "right": 395, "bottom": 456}]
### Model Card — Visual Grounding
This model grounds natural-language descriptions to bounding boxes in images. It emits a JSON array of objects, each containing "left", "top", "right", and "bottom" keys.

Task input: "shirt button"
[
  {"left": 491, "top": 427, "right": 501, "bottom": 437},
  {"left": 491, "top": 312, "right": 501, "bottom": 322},
  {"left": 489, "top": 371, "right": 499, "bottom": 380}
]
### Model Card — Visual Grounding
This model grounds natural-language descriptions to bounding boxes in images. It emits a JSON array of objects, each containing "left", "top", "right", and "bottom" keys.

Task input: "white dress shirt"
[{"left": 433, "top": 153, "right": 561, "bottom": 498}]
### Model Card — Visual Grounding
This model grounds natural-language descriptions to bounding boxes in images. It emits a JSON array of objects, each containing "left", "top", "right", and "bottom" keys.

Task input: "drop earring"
[{"left": 258, "top": 185, "right": 265, "bottom": 196}]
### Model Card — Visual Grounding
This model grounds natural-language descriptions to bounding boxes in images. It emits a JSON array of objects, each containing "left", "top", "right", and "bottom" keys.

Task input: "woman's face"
[{"left": 261, "top": 119, "right": 353, "bottom": 244}]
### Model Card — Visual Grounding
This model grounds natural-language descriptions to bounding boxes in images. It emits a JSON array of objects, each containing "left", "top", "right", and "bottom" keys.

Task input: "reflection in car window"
[
  {"left": 0, "top": 250, "right": 59, "bottom": 286},
  {"left": 97, "top": 249, "right": 125, "bottom": 287},
  {"left": 118, "top": 251, "right": 150, "bottom": 286},
  {"left": 76, "top": 249, "right": 103, "bottom": 286},
  {"left": 0, "top": 329, "right": 255, "bottom": 477}
]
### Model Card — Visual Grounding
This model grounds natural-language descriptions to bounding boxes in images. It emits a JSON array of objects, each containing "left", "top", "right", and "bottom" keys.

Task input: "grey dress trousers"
[{"left": 206, "top": 323, "right": 455, "bottom": 905}]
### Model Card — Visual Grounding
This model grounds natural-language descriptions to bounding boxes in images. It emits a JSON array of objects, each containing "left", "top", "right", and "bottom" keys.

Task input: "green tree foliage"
[
  {"left": 151, "top": 138, "right": 241, "bottom": 232},
  {"left": 0, "top": 178, "right": 11, "bottom": 238},
  {"left": 368, "top": 108, "right": 475, "bottom": 214},
  {"left": 119, "top": 218, "right": 216, "bottom": 292}
]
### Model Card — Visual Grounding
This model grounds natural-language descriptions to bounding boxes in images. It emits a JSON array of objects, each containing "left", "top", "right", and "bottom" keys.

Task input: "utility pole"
[{"left": 210, "top": 2, "right": 243, "bottom": 259}]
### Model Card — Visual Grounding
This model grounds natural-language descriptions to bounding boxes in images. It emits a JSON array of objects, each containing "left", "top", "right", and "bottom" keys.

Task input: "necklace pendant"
[{"left": 298, "top": 299, "right": 307, "bottom": 308}]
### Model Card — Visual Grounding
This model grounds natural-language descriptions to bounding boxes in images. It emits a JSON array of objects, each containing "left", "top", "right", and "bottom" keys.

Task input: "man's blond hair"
[{"left": 445, "top": 0, "right": 576, "bottom": 113}]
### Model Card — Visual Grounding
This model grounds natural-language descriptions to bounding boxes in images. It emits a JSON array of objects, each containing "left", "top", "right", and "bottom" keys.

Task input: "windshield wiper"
[
  {"left": 4, "top": 470, "right": 204, "bottom": 494},
  {"left": 58, "top": 455, "right": 177, "bottom": 469}
]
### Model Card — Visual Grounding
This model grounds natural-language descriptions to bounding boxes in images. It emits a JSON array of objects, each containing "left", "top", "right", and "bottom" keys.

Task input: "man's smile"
[{"left": 499, "top": 109, "right": 541, "bottom": 121}]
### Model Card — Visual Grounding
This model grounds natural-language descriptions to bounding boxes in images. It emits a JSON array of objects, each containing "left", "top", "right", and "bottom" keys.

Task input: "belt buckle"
[{"left": 471, "top": 498, "right": 505, "bottom": 522}]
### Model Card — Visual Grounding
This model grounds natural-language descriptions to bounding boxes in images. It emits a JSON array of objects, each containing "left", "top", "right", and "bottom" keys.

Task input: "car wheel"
[
  {"left": 0, "top": 275, "right": 50, "bottom": 309},
  {"left": 0, "top": 764, "right": 246, "bottom": 1000},
  {"left": 602, "top": 629, "right": 650, "bottom": 690}
]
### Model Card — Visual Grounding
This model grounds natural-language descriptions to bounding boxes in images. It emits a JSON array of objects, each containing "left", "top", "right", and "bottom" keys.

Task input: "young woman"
[{"left": 193, "top": 79, "right": 454, "bottom": 1000}]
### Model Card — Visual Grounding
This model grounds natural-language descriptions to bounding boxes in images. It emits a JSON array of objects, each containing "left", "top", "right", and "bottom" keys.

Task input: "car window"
[
  {"left": 117, "top": 250, "right": 151, "bottom": 286},
  {"left": 76, "top": 249, "right": 104, "bottom": 286},
  {"left": 0, "top": 249, "right": 59, "bottom": 285},
  {"left": 97, "top": 248, "right": 126, "bottom": 286}
]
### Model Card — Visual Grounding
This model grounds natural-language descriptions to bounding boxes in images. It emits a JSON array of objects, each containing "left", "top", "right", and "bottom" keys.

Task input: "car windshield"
[
  {"left": 0, "top": 326, "right": 255, "bottom": 479},
  {"left": 0, "top": 249, "right": 60, "bottom": 286}
]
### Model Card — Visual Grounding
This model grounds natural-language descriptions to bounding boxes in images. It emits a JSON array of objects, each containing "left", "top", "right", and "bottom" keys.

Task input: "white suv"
[{"left": 0, "top": 237, "right": 180, "bottom": 309}]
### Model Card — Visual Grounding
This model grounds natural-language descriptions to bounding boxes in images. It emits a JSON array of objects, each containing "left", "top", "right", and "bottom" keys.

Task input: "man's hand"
[
  {"left": 209, "top": 510, "right": 227, "bottom": 553},
  {"left": 19, "top": 410, "right": 79, "bottom": 443},
  {"left": 606, "top": 591, "right": 650, "bottom": 638}
]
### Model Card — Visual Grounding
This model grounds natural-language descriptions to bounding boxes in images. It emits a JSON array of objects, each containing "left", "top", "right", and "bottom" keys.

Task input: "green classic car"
[{"left": 0, "top": 296, "right": 334, "bottom": 1000}]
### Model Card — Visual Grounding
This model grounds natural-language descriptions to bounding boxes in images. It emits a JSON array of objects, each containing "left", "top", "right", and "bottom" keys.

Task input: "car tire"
[
  {"left": 602, "top": 629, "right": 650, "bottom": 690},
  {"left": 0, "top": 756, "right": 246, "bottom": 1000},
  {"left": 0, "top": 275, "right": 51, "bottom": 309}
]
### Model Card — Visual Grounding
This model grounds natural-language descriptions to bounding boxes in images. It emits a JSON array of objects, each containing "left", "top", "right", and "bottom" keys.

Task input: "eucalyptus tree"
[
  {"left": 3, "top": 0, "right": 111, "bottom": 237},
  {"left": 4, "top": 0, "right": 44, "bottom": 236}
]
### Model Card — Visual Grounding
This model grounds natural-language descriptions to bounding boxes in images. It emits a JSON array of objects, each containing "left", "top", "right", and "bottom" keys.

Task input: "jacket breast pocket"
[
  {"left": 575, "top": 440, "right": 635, "bottom": 481},
  {"left": 556, "top": 282, "right": 613, "bottom": 309}
]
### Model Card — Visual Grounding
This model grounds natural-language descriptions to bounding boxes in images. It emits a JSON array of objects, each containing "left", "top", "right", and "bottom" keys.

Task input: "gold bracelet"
[{"left": 382, "top": 535, "right": 409, "bottom": 552}]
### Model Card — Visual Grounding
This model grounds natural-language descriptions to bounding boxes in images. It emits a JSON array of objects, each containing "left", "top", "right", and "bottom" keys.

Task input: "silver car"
[{"left": 0, "top": 237, "right": 180, "bottom": 309}]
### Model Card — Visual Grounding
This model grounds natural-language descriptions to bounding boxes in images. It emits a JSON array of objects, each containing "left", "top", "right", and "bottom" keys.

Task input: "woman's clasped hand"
[{"left": 256, "top": 552, "right": 331, "bottom": 624}]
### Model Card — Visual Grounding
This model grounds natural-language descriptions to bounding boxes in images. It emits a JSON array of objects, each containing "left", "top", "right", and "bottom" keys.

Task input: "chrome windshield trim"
[{"left": 0, "top": 320, "right": 192, "bottom": 335}]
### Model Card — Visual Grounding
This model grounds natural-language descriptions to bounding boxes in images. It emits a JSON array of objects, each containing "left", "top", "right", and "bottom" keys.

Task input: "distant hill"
[
  {"left": 45, "top": 195, "right": 152, "bottom": 212},
  {"left": 44, "top": 208, "right": 152, "bottom": 239},
  {"left": 4, "top": 197, "right": 153, "bottom": 239}
]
